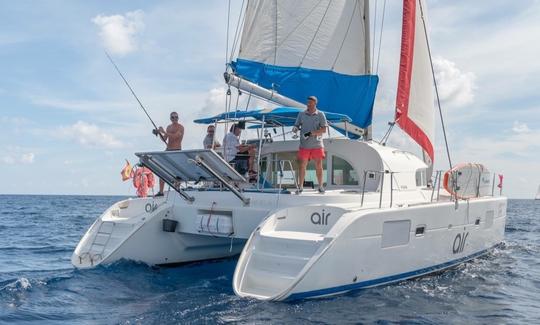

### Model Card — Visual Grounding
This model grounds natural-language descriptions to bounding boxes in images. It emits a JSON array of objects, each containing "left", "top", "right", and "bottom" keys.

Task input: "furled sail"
[
  {"left": 395, "top": 0, "right": 435, "bottom": 161},
  {"left": 231, "top": 0, "right": 378, "bottom": 130}
]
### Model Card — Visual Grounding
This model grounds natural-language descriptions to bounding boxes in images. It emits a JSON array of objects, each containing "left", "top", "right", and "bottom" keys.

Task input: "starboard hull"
[{"left": 233, "top": 197, "right": 507, "bottom": 301}]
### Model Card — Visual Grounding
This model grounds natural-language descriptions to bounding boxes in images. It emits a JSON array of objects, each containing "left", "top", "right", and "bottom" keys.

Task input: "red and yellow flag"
[{"left": 121, "top": 160, "right": 133, "bottom": 181}]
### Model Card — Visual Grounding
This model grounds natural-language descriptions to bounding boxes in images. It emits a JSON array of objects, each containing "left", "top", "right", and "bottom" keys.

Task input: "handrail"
[
  {"left": 389, "top": 172, "right": 394, "bottom": 208},
  {"left": 360, "top": 170, "right": 368, "bottom": 206},
  {"left": 491, "top": 173, "right": 496, "bottom": 196},
  {"left": 379, "top": 172, "right": 385, "bottom": 208},
  {"left": 256, "top": 115, "right": 265, "bottom": 190},
  {"left": 278, "top": 159, "right": 299, "bottom": 191},
  {"left": 437, "top": 170, "right": 442, "bottom": 201},
  {"left": 360, "top": 169, "right": 391, "bottom": 208},
  {"left": 357, "top": 167, "right": 503, "bottom": 211},
  {"left": 430, "top": 170, "right": 442, "bottom": 202}
]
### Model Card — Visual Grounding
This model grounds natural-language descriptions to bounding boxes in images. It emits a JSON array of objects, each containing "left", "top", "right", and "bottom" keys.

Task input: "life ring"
[
  {"left": 132, "top": 167, "right": 155, "bottom": 197},
  {"left": 442, "top": 163, "right": 490, "bottom": 199}
]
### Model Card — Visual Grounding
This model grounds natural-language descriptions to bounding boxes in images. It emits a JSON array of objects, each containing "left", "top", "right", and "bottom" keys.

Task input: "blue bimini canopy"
[{"left": 193, "top": 107, "right": 351, "bottom": 127}]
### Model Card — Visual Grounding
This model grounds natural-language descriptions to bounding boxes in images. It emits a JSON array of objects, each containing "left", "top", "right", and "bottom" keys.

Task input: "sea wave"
[{"left": 0, "top": 196, "right": 539, "bottom": 324}]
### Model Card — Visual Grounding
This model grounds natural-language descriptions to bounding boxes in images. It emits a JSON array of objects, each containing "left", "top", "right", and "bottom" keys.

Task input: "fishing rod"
[{"left": 104, "top": 51, "right": 167, "bottom": 144}]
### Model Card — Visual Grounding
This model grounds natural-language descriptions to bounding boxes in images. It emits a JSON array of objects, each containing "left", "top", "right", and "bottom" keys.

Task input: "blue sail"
[{"left": 232, "top": 59, "right": 378, "bottom": 129}]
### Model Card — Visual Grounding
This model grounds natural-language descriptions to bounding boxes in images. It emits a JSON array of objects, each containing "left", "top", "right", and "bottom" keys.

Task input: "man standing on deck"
[
  {"left": 153, "top": 111, "right": 184, "bottom": 196},
  {"left": 293, "top": 96, "right": 328, "bottom": 194}
]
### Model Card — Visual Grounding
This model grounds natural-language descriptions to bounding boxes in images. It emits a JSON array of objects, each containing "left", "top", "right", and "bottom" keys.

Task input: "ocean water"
[{"left": 0, "top": 195, "right": 539, "bottom": 324}]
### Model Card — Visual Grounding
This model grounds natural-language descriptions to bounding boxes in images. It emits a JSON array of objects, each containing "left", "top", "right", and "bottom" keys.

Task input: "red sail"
[{"left": 395, "top": 0, "right": 434, "bottom": 161}]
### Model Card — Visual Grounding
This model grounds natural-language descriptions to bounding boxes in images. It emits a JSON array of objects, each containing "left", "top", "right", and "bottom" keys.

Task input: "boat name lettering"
[
  {"left": 145, "top": 203, "right": 157, "bottom": 213},
  {"left": 452, "top": 232, "right": 469, "bottom": 254},
  {"left": 310, "top": 209, "right": 330, "bottom": 225}
]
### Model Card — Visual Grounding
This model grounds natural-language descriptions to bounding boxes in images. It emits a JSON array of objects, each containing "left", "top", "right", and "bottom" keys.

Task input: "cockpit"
[{"left": 135, "top": 107, "right": 428, "bottom": 206}]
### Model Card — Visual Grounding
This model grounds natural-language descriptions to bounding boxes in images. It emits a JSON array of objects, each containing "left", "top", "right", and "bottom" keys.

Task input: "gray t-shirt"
[
  {"left": 294, "top": 110, "right": 328, "bottom": 149},
  {"left": 203, "top": 134, "right": 220, "bottom": 149}
]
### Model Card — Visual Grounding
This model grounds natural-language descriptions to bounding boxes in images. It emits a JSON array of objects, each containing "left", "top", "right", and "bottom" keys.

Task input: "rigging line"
[
  {"left": 229, "top": 0, "right": 246, "bottom": 63},
  {"left": 104, "top": 51, "right": 166, "bottom": 144},
  {"left": 331, "top": 0, "right": 358, "bottom": 69},
  {"left": 375, "top": 0, "right": 387, "bottom": 74},
  {"left": 273, "top": 0, "right": 278, "bottom": 65},
  {"left": 379, "top": 121, "right": 395, "bottom": 145},
  {"left": 267, "top": 0, "right": 325, "bottom": 60},
  {"left": 299, "top": 0, "right": 332, "bottom": 66},
  {"left": 244, "top": 92, "right": 252, "bottom": 111},
  {"left": 225, "top": 0, "right": 231, "bottom": 68},
  {"left": 371, "top": 0, "right": 378, "bottom": 73},
  {"left": 361, "top": 0, "right": 368, "bottom": 74},
  {"left": 224, "top": 86, "right": 232, "bottom": 137},
  {"left": 418, "top": 0, "right": 453, "bottom": 170},
  {"left": 233, "top": 89, "right": 241, "bottom": 118}
]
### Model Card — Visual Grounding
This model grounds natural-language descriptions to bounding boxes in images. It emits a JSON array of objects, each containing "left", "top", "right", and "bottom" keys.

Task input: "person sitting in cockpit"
[
  {"left": 223, "top": 123, "right": 255, "bottom": 176},
  {"left": 203, "top": 125, "right": 221, "bottom": 149}
]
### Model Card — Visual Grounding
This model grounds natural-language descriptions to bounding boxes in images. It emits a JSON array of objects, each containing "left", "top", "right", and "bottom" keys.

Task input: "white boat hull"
[
  {"left": 71, "top": 195, "right": 249, "bottom": 268},
  {"left": 72, "top": 188, "right": 386, "bottom": 268},
  {"left": 233, "top": 196, "right": 507, "bottom": 301}
]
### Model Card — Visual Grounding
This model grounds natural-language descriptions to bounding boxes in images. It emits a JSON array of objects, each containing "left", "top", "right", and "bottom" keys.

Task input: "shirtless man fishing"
[{"left": 153, "top": 111, "right": 184, "bottom": 196}]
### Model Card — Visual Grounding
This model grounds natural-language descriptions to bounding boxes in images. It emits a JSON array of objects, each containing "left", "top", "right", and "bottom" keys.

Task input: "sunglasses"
[{"left": 170, "top": 116, "right": 178, "bottom": 119}]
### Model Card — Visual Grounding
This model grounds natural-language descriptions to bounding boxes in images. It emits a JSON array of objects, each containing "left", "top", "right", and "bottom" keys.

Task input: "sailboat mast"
[
  {"left": 364, "top": 0, "right": 371, "bottom": 75},
  {"left": 363, "top": 0, "right": 374, "bottom": 140}
]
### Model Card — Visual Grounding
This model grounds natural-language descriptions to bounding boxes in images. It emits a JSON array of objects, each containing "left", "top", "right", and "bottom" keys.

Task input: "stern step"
[{"left": 238, "top": 231, "right": 326, "bottom": 299}]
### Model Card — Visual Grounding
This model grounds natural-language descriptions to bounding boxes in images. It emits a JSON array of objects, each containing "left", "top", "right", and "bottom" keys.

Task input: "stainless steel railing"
[
  {"left": 360, "top": 168, "right": 503, "bottom": 210},
  {"left": 361, "top": 170, "right": 393, "bottom": 208}
]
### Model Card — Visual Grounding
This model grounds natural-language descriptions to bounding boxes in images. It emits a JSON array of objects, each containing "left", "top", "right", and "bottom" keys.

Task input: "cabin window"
[
  {"left": 416, "top": 168, "right": 427, "bottom": 187},
  {"left": 332, "top": 156, "right": 358, "bottom": 186},
  {"left": 260, "top": 156, "right": 268, "bottom": 180}
]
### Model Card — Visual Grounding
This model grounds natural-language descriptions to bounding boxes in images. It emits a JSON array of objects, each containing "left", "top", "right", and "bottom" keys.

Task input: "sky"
[{"left": 1, "top": 0, "right": 539, "bottom": 198}]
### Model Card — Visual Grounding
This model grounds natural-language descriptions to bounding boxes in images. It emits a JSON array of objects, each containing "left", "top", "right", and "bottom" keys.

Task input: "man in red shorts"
[{"left": 293, "top": 96, "right": 328, "bottom": 194}]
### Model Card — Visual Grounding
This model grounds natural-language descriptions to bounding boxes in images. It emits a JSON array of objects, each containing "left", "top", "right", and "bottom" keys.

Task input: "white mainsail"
[
  {"left": 535, "top": 185, "right": 540, "bottom": 200},
  {"left": 238, "top": 0, "right": 370, "bottom": 75},
  {"left": 395, "top": 0, "right": 435, "bottom": 162},
  {"left": 230, "top": 0, "right": 378, "bottom": 132}
]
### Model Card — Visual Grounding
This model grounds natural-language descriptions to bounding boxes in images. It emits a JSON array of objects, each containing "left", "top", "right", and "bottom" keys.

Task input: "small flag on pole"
[
  {"left": 121, "top": 160, "right": 133, "bottom": 181},
  {"left": 497, "top": 174, "right": 503, "bottom": 189}
]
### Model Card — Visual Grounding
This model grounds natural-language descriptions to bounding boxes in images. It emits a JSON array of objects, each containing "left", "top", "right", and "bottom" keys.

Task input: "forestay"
[{"left": 232, "top": 0, "right": 378, "bottom": 130}]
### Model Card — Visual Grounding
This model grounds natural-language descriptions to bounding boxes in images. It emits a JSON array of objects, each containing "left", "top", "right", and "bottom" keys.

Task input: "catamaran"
[{"left": 72, "top": 0, "right": 506, "bottom": 301}]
